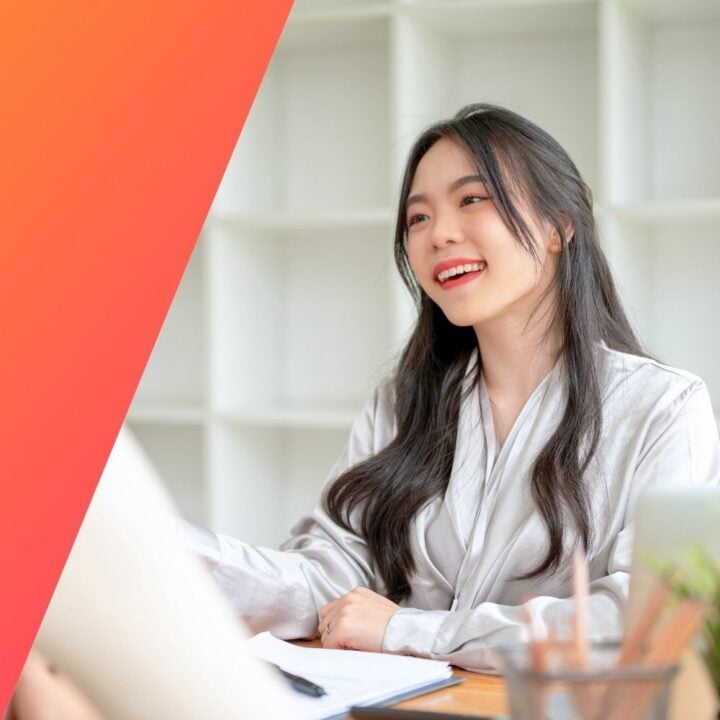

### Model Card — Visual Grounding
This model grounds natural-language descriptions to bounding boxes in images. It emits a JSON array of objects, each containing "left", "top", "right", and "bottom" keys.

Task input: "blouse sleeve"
[
  {"left": 382, "top": 378, "right": 720, "bottom": 671},
  {"left": 184, "top": 385, "right": 396, "bottom": 639}
]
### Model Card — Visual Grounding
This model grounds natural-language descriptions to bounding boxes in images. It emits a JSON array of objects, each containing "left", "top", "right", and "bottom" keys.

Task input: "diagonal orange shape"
[{"left": 0, "top": 0, "right": 293, "bottom": 707}]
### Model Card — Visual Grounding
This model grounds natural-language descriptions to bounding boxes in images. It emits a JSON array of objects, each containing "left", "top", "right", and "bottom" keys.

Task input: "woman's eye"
[
  {"left": 461, "top": 195, "right": 489, "bottom": 207},
  {"left": 407, "top": 213, "right": 428, "bottom": 228}
]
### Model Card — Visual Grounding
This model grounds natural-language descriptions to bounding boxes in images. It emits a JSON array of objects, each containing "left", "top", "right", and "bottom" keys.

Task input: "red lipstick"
[
  {"left": 432, "top": 257, "right": 485, "bottom": 280},
  {"left": 432, "top": 257, "right": 487, "bottom": 289}
]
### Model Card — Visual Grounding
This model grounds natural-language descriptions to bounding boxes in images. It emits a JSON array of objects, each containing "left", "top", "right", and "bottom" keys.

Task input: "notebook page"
[{"left": 248, "top": 632, "right": 453, "bottom": 720}]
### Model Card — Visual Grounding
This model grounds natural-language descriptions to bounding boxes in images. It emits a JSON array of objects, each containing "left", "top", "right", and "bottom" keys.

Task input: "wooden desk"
[
  {"left": 295, "top": 640, "right": 508, "bottom": 717},
  {"left": 394, "top": 669, "right": 509, "bottom": 716},
  {"left": 292, "top": 642, "right": 719, "bottom": 718},
  {"left": 393, "top": 667, "right": 507, "bottom": 717}
]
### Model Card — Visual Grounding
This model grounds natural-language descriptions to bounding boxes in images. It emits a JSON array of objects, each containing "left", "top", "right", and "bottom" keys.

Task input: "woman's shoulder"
[
  {"left": 597, "top": 346, "right": 719, "bottom": 492},
  {"left": 599, "top": 344, "right": 712, "bottom": 417}
]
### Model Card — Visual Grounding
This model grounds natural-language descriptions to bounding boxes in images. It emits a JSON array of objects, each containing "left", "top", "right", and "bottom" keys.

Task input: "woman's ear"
[
  {"left": 549, "top": 214, "right": 575, "bottom": 253},
  {"left": 549, "top": 227, "right": 562, "bottom": 253}
]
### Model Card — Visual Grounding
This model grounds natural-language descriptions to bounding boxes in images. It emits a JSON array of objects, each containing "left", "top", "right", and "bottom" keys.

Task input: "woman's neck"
[{"left": 474, "top": 312, "right": 563, "bottom": 404}]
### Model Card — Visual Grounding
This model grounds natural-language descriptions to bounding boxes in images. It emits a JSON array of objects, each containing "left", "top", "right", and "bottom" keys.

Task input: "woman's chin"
[{"left": 442, "top": 308, "right": 495, "bottom": 329}]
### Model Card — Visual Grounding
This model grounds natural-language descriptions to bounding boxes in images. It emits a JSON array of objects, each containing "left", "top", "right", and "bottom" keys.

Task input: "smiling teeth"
[{"left": 438, "top": 262, "right": 486, "bottom": 282}]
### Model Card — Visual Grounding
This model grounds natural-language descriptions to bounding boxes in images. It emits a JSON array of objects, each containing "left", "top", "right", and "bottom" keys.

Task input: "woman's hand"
[
  {"left": 8, "top": 651, "right": 105, "bottom": 720},
  {"left": 318, "top": 587, "right": 399, "bottom": 652}
]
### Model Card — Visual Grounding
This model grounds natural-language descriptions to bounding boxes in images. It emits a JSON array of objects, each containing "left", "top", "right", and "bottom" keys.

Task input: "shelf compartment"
[
  {"left": 211, "top": 15, "right": 390, "bottom": 216},
  {"left": 278, "top": 428, "right": 352, "bottom": 542},
  {"left": 209, "top": 423, "right": 349, "bottom": 547},
  {"left": 604, "top": 217, "right": 720, "bottom": 409},
  {"left": 131, "top": 238, "right": 207, "bottom": 408},
  {"left": 208, "top": 223, "right": 396, "bottom": 412},
  {"left": 602, "top": 2, "right": 720, "bottom": 203},
  {"left": 644, "top": 222, "right": 720, "bottom": 408},
  {"left": 126, "top": 422, "right": 208, "bottom": 527},
  {"left": 391, "top": 3, "right": 599, "bottom": 192}
]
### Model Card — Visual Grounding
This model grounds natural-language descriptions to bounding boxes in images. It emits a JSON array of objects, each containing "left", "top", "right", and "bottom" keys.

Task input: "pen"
[{"left": 269, "top": 662, "right": 327, "bottom": 697}]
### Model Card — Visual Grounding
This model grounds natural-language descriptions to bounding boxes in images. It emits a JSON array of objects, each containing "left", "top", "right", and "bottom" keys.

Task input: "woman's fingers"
[
  {"left": 319, "top": 588, "right": 399, "bottom": 652},
  {"left": 318, "top": 598, "right": 339, "bottom": 636},
  {"left": 319, "top": 597, "right": 338, "bottom": 621}
]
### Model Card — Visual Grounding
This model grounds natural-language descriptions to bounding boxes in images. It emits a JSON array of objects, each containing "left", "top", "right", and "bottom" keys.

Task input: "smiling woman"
[
  {"left": 188, "top": 104, "right": 720, "bottom": 671},
  {"left": 404, "top": 137, "right": 562, "bottom": 332}
]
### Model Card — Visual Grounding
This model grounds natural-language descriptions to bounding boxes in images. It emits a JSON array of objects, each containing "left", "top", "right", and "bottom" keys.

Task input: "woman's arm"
[
  {"left": 189, "top": 505, "right": 376, "bottom": 639},
  {"left": 381, "top": 563, "right": 628, "bottom": 671},
  {"left": 185, "top": 385, "right": 396, "bottom": 639}
]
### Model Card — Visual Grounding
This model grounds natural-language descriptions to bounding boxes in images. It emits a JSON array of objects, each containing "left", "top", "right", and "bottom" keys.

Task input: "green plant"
[{"left": 659, "top": 548, "right": 720, "bottom": 698}]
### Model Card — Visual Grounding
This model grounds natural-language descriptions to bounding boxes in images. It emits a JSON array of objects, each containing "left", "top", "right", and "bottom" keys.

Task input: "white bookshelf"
[{"left": 127, "top": 0, "right": 720, "bottom": 547}]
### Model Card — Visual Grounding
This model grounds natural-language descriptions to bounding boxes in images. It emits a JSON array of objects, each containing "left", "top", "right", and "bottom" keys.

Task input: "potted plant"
[{"left": 664, "top": 548, "right": 720, "bottom": 717}]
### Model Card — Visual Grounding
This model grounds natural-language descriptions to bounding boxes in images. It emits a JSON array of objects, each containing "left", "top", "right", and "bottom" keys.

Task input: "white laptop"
[{"left": 34, "top": 427, "right": 294, "bottom": 720}]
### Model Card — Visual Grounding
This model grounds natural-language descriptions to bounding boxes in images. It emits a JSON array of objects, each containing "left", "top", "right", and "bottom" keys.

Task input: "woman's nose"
[{"left": 430, "top": 212, "right": 463, "bottom": 248}]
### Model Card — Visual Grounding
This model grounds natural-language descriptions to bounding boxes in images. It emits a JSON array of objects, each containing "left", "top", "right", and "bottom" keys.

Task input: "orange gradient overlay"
[{"left": 0, "top": 0, "right": 293, "bottom": 707}]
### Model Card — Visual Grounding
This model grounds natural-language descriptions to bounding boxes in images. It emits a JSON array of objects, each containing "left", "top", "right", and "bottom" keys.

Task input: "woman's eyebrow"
[
  {"left": 406, "top": 175, "right": 486, "bottom": 209},
  {"left": 406, "top": 192, "right": 427, "bottom": 209},
  {"left": 449, "top": 174, "right": 485, "bottom": 193}
]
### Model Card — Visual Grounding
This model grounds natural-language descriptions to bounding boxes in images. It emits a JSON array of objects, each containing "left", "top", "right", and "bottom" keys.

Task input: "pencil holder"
[{"left": 492, "top": 643, "right": 678, "bottom": 720}]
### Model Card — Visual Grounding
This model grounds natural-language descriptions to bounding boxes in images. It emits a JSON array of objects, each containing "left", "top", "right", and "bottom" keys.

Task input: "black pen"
[{"left": 269, "top": 662, "right": 327, "bottom": 697}]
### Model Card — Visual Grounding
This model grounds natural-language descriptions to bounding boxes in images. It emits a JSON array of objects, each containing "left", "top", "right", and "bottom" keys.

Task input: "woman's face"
[{"left": 405, "top": 138, "right": 563, "bottom": 332}]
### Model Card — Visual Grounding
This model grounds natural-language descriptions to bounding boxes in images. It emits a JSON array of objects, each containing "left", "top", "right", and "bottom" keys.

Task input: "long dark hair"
[{"left": 325, "top": 104, "right": 646, "bottom": 603}]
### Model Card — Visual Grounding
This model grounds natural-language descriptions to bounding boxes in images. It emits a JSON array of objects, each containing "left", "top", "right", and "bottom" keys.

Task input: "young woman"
[{"left": 190, "top": 104, "right": 720, "bottom": 671}]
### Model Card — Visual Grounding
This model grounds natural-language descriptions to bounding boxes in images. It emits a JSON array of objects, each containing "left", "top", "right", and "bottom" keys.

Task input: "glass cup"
[{"left": 492, "top": 642, "right": 678, "bottom": 720}]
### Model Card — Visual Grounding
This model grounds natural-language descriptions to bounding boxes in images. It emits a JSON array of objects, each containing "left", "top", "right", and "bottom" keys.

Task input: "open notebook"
[
  {"left": 248, "top": 632, "right": 459, "bottom": 720},
  {"left": 33, "top": 428, "right": 458, "bottom": 719}
]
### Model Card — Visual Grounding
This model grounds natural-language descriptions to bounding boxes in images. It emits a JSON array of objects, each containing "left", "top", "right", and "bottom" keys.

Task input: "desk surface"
[
  {"left": 295, "top": 640, "right": 507, "bottom": 717},
  {"left": 393, "top": 667, "right": 507, "bottom": 717},
  {"left": 292, "top": 642, "right": 718, "bottom": 719}
]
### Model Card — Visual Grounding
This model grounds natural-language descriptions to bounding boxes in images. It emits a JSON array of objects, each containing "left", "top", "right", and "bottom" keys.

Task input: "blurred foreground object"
[
  {"left": 8, "top": 651, "right": 104, "bottom": 720},
  {"left": 31, "top": 427, "right": 292, "bottom": 720}
]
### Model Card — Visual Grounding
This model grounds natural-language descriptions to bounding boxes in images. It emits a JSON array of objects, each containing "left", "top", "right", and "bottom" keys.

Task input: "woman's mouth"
[{"left": 435, "top": 261, "right": 487, "bottom": 289}]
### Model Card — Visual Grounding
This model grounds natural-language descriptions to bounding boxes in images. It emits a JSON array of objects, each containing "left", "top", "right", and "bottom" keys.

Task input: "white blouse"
[{"left": 190, "top": 346, "right": 720, "bottom": 671}]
